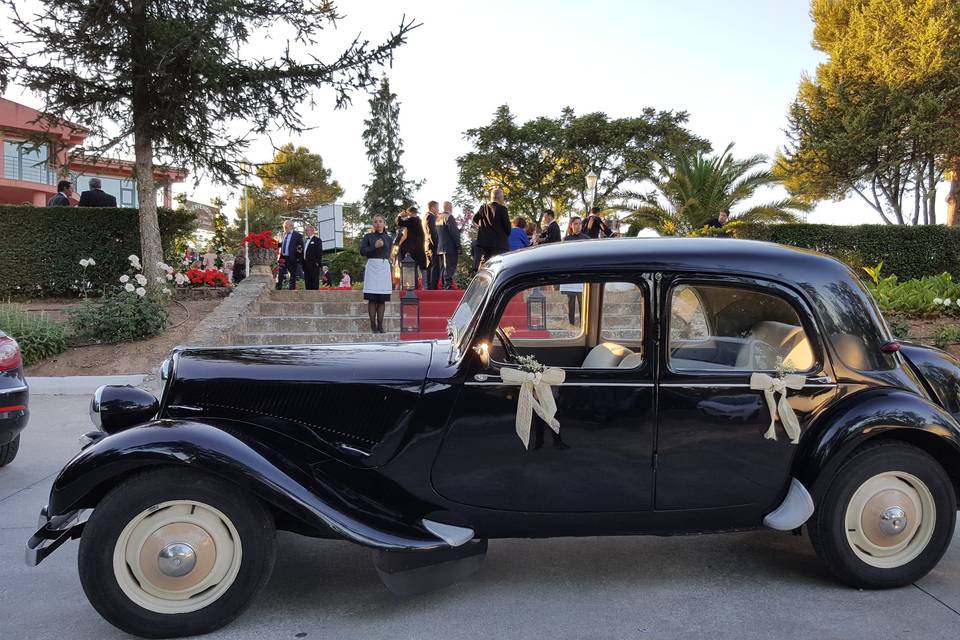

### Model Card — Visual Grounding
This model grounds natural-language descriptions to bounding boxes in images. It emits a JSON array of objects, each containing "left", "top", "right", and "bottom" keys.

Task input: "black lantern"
[
  {"left": 401, "top": 288, "right": 420, "bottom": 333},
  {"left": 400, "top": 254, "right": 418, "bottom": 291},
  {"left": 526, "top": 288, "right": 547, "bottom": 331}
]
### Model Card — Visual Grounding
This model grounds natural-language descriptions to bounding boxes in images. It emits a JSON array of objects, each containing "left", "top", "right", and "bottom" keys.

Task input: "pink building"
[{"left": 0, "top": 97, "right": 186, "bottom": 207}]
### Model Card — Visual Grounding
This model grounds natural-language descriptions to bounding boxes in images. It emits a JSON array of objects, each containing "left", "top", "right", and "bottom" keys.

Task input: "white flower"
[
  {"left": 87, "top": 258, "right": 96, "bottom": 266},
  {"left": 175, "top": 273, "right": 188, "bottom": 285},
  {"left": 124, "top": 283, "right": 135, "bottom": 292},
  {"left": 945, "top": 299, "right": 953, "bottom": 306},
  {"left": 128, "top": 254, "right": 139, "bottom": 262},
  {"left": 119, "top": 275, "right": 130, "bottom": 283},
  {"left": 155, "top": 276, "right": 166, "bottom": 284},
  {"left": 79, "top": 259, "right": 89, "bottom": 267},
  {"left": 161, "top": 287, "right": 172, "bottom": 295},
  {"left": 135, "top": 287, "right": 146, "bottom": 297},
  {"left": 135, "top": 274, "right": 147, "bottom": 286},
  {"left": 166, "top": 274, "right": 173, "bottom": 281},
  {"left": 934, "top": 298, "right": 944, "bottom": 305}
]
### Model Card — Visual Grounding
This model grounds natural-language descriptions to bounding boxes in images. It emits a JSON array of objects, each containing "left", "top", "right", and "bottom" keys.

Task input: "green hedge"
[
  {"left": 723, "top": 223, "right": 960, "bottom": 280},
  {"left": 0, "top": 206, "right": 196, "bottom": 297}
]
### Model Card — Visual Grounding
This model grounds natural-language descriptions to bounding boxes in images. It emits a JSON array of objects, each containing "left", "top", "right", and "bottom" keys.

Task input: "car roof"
[{"left": 489, "top": 237, "right": 854, "bottom": 287}]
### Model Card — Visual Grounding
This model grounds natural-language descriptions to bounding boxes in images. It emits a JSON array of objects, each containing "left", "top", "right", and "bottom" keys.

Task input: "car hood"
[{"left": 161, "top": 342, "right": 434, "bottom": 462}]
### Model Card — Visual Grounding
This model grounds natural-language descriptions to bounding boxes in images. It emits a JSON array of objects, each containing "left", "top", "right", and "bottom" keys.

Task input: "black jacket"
[
  {"left": 303, "top": 235, "right": 323, "bottom": 263},
  {"left": 583, "top": 214, "right": 611, "bottom": 239},
  {"left": 474, "top": 202, "right": 511, "bottom": 250},
  {"left": 396, "top": 214, "right": 427, "bottom": 269},
  {"left": 437, "top": 216, "right": 461, "bottom": 255},
  {"left": 46, "top": 192, "right": 70, "bottom": 207},
  {"left": 78, "top": 189, "right": 117, "bottom": 207},
  {"left": 541, "top": 220, "right": 562, "bottom": 244},
  {"left": 360, "top": 231, "right": 393, "bottom": 260},
  {"left": 424, "top": 212, "right": 439, "bottom": 254},
  {"left": 280, "top": 230, "right": 304, "bottom": 265}
]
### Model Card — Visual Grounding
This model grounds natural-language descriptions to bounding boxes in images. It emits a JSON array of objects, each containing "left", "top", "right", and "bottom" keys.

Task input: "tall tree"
[
  {"left": 457, "top": 106, "right": 708, "bottom": 224},
  {"left": 628, "top": 144, "right": 810, "bottom": 235},
  {"left": 1, "top": 1, "right": 416, "bottom": 282},
  {"left": 361, "top": 77, "right": 422, "bottom": 226},
  {"left": 257, "top": 143, "right": 344, "bottom": 213},
  {"left": 777, "top": 0, "right": 960, "bottom": 225}
]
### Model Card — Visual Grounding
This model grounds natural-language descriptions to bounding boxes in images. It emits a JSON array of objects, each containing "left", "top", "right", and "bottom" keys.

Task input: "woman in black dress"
[
  {"left": 359, "top": 215, "right": 394, "bottom": 333},
  {"left": 395, "top": 206, "right": 427, "bottom": 287}
]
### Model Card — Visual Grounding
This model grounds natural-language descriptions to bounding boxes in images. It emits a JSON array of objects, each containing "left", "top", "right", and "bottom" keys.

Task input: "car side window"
[
  {"left": 498, "top": 284, "right": 584, "bottom": 340},
  {"left": 599, "top": 281, "right": 644, "bottom": 355},
  {"left": 668, "top": 283, "right": 816, "bottom": 373}
]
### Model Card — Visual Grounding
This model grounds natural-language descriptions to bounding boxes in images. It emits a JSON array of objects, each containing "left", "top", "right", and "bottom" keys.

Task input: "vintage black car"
[
  {"left": 27, "top": 238, "right": 960, "bottom": 638},
  {"left": 0, "top": 330, "right": 28, "bottom": 466}
]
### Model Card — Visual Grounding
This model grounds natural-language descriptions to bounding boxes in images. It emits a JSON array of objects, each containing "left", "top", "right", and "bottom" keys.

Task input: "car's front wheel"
[
  {"left": 809, "top": 441, "right": 956, "bottom": 588},
  {"left": 78, "top": 468, "right": 276, "bottom": 638},
  {"left": 0, "top": 434, "right": 20, "bottom": 467}
]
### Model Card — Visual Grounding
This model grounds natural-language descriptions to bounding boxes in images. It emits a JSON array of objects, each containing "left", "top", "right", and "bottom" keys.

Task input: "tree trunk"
[
  {"left": 948, "top": 162, "right": 960, "bottom": 227},
  {"left": 130, "top": 0, "right": 163, "bottom": 285}
]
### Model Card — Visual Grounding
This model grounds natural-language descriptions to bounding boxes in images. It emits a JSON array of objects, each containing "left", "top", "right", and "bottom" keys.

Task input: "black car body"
[
  {"left": 27, "top": 238, "right": 960, "bottom": 638},
  {"left": 0, "top": 330, "right": 28, "bottom": 466}
]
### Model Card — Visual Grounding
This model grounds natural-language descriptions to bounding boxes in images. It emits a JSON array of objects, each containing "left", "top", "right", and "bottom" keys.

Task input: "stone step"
[
  {"left": 236, "top": 332, "right": 403, "bottom": 345},
  {"left": 245, "top": 316, "right": 402, "bottom": 332}
]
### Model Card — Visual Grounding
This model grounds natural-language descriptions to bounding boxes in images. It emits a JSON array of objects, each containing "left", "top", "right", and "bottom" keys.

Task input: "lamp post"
[
  {"left": 400, "top": 254, "right": 420, "bottom": 334},
  {"left": 240, "top": 159, "right": 251, "bottom": 278},
  {"left": 585, "top": 170, "right": 598, "bottom": 213}
]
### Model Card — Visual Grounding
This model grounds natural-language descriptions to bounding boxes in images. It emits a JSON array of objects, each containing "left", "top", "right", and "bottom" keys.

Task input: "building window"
[
  {"left": 3, "top": 141, "right": 53, "bottom": 184},
  {"left": 120, "top": 180, "right": 136, "bottom": 206}
]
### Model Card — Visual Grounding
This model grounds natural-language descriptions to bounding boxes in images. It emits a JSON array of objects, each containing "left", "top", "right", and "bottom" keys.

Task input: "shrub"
[
  {"left": 0, "top": 205, "right": 196, "bottom": 297},
  {"left": 0, "top": 304, "right": 68, "bottom": 365},
  {"left": 865, "top": 269, "right": 960, "bottom": 318},
  {"left": 69, "top": 291, "right": 169, "bottom": 343},
  {"left": 326, "top": 249, "right": 366, "bottom": 285},
  {"left": 716, "top": 223, "right": 960, "bottom": 280},
  {"left": 185, "top": 268, "right": 230, "bottom": 287}
]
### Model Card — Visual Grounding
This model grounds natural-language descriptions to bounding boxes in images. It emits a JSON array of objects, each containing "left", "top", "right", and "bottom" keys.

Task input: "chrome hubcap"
[
  {"left": 158, "top": 542, "right": 197, "bottom": 577},
  {"left": 879, "top": 506, "right": 908, "bottom": 537}
]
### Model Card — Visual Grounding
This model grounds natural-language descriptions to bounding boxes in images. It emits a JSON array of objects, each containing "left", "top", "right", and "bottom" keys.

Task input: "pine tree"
[{"left": 362, "top": 77, "right": 422, "bottom": 227}]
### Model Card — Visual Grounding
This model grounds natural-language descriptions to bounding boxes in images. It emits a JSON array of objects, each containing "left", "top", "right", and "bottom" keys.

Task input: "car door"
[
  {"left": 431, "top": 277, "right": 656, "bottom": 513},
  {"left": 654, "top": 274, "right": 837, "bottom": 519}
]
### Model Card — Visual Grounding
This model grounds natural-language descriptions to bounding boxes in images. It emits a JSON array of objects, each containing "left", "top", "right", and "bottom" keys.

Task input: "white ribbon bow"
[
  {"left": 500, "top": 367, "right": 566, "bottom": 449},
  {"left": 750, "top": 372, "right": 805, "bottom": 444}
]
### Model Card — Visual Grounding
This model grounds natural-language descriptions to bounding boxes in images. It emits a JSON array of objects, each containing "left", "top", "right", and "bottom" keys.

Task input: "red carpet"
[{"left": 399, "top": 290, "right": 549, "bottom": 341}]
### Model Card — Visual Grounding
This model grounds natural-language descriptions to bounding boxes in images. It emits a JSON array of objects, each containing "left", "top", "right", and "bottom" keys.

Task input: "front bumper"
[{"left": 25, "top": 506, "right": 87, "bottom": 567}]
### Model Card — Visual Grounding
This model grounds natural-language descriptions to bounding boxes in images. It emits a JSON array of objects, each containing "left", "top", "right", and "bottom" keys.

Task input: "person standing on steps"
[
  {"left": 360, "top": 215, "right": 394, "bottom": 333},
  {"left": 436, "top": 201, "right": 461, "bottom": 290},
  {"left": 276, "top": 219, "right": 304, "bottom": 290},
  {"left": 396, "top": 206, "right": 427, "bottom": 287},
  {"left": 472, "top": 188, "right": 511, "bottom": 267},
  {"left": 302, "top": 225, "right": 323, "bottom": 290},
  {"left": 424, "top": 200, "right": 441, "bottom": 290}
]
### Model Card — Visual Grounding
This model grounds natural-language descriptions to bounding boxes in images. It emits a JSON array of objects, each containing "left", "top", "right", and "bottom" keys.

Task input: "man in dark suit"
[
  {"left": 46, "top": 180, "right": 73, "bottom": 206},
  {"left": 276, "top": 219, "right": 304, "bottom": 290},
  {"left": 473, "top": 188, "right": 511, "bottom": 266},
  {"left": 423, "top": 200, "right": 441, "bottom": 289},
  {"left": 302, "top": 224, "right": 323, "bottom": 290},
  {"left": 540, "top": 209, "right": 562, "bottom": 244},
  {"left": 78, "top": 178, "right": 118, "bottom": 207},
  {"left": 584, "top": 206, "right": 612, "bottom": 238},
  {"left": 436, "top": 201, "right": 461, "bottom": 289}
]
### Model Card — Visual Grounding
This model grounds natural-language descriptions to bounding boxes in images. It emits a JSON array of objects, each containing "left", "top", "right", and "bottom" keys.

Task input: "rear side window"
[{"left": 668, "top": 283, "right": 816, "bottom": 373}]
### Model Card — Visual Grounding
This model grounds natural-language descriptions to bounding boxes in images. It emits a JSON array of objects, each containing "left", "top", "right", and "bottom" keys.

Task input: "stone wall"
[{"left": 179, "top": 268, "right": 273, "bottom": 348}]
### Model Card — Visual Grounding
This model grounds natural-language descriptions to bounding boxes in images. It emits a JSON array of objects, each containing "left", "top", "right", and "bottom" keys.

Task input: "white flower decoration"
[
  {"left": 135, "top": 287, "right": 146, "bottom": 297},
  {"left": 135, "top": 274, "right": 147, "bottom": 286},
  {"left": 934, "top": 298, "right": 944, "bottom": 305},
  {"left": 124, "top": 283, "right": 135, "bottom": 292},
  {"left": 119, "top": 275, "right": 130, "bottom": 283},
  {"left": 79, "top": 259, "right": 89, "bottom": 267}
]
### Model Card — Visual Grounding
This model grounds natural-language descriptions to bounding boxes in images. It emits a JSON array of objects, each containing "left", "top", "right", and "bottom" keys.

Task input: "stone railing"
[{"left": 179, "top": 266, "right": 273, "bottom": 348}]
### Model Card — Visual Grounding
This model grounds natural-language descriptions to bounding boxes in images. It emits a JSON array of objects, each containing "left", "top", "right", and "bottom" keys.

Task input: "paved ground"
[{"left": 2, "top": 392, "right": 960, "bottom": 640}]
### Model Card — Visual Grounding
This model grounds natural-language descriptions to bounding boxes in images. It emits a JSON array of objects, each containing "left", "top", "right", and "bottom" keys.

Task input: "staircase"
[{"left": 234, "top": 287, "right": 640, "bottom": 346}]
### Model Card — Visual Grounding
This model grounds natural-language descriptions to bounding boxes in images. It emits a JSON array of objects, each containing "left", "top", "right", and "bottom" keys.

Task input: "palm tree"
[{"left": 626, "top": 143, "right": 811, "bottom": 235}]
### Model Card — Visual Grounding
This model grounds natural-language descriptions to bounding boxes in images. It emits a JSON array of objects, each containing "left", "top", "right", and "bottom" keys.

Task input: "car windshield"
[{"left": 449, "top": 271, "right": 492, "bottom": 356}]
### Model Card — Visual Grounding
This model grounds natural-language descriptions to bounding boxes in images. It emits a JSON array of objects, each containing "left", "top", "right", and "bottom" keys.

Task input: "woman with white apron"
[
  {"left": 359, "top": 215, "right": 394, "bottom": 333},
  {"left": 560, "top": 216, "right": 590, "bottom": 326}
]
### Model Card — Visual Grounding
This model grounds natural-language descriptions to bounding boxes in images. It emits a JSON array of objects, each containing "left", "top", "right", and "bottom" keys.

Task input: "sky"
[{"left": 2, "top": 0, "right": 940, "bottom": 225}]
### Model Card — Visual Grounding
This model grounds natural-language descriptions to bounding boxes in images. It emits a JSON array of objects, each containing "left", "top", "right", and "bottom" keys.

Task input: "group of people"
[
  {"left": 47, "top": 178, "right": 117, "bottom": 207},
  {"left": 274, "top": 220, "right": 350, "bottom": 291}
]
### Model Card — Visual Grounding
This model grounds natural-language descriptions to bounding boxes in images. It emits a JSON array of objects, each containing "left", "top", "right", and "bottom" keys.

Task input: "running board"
[{"left": 763, "top": 478, "right": 815, "bottom": 531}]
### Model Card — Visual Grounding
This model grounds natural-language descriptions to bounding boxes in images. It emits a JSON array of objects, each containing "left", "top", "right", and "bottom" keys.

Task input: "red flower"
[{"left": 242, "top": 230, "right": 279, "bottom": 249}]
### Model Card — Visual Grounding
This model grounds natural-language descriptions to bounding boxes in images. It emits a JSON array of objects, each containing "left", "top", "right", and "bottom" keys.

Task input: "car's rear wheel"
[
  {"left": 0, "top": 434, "right": 20, "bottom": 467},
  {"left": 808, "top": 442, "right": 956, "bottom": 588},
  {"left": 79, "top": 468, "right": 276, "bottom": 638}
]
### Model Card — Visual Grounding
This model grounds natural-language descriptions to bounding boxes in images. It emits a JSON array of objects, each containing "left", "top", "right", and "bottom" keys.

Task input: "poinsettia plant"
[
  {"left": 185, "top": 268, "right": 230, "bottom": 287},
  {"left": 242, "top": 231, "right": 279, "bottom": 249}
]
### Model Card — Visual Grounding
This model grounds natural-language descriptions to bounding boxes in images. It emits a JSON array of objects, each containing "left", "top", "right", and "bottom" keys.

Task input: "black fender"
[
  {"left": 47, "top": 419, "right": 450, "bottom": 551},
  {"left": 794, "top": 387, "right": 960, "bottom": 501}
]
